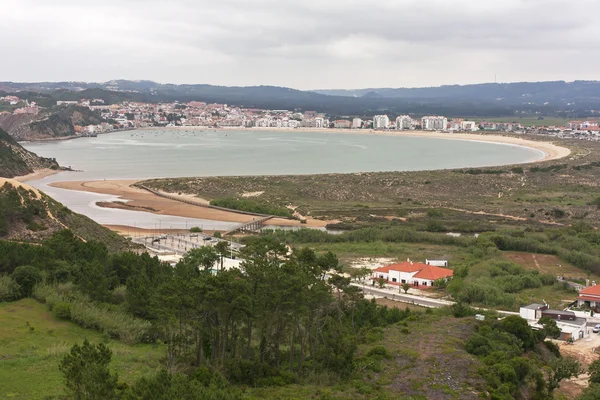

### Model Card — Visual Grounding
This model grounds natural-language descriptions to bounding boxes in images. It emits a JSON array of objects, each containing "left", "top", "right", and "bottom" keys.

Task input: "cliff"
[
  {"left": 0, "top": 105, "right": 103, "bottom": 141},
  {"left": 0, "top": 128, "right": 60, "bottom": 178}
]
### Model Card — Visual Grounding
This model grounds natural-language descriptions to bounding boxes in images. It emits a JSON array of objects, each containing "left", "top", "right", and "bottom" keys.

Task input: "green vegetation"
[
  {"left": 0, "top": 299, "right": 163, "bottom": 400},
  {"left": 0, "top": 180, "right": 132, "bottom": 252},
  {"left": 210, "top": 197, "right": 293, "bottom": 218},
  {"left": 466, "top": 315, "right": 580, "bottom": 398}
]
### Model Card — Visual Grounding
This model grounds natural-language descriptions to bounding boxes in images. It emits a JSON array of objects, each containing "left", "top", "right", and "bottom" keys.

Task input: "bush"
[
  {"left": 53, "top": 301, "right": 72, "bottom": 319},
  {"left": 0, "top": 275, "right": 21, "bottom": 301},
  {"left": 190, "top": 227, "right": 202, "bottom": 233},
  {"left": 12, "top": 265, "right": 42, "bottom": 297}
]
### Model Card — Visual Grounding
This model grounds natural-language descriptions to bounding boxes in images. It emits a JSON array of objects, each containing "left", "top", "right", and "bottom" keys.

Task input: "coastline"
[
  {"left": 152, "top": 126, "right": 571, "bottom": 163},
  {"left": 25, "top": 128, "right": 571, "bottom": 234},
  {"left": 49, "top": 180, "right": 332, "bottom": 229},
  {"left": 14, "top": 168, "right": 61, "bottom": 183}
]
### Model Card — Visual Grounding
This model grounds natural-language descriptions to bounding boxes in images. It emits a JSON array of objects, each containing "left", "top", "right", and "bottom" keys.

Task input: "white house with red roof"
[
  {"left": 372, "top": 259, "right": 453, "bottom": 288},
  {"left": 577, "top": 285, "right": 600, "bottom": 308}
]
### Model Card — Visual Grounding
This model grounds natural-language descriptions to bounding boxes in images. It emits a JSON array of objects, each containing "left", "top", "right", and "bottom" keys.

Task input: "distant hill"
[
  {"left": 2, "top": 79, "right": 600, "bottom": 118},
  {"left": 0, "top": 128, "right": 59, "bottom": 178},
  {"left": 0, "top": 105, "right": 103, "bottom": 141},
  {"left": 0, "top": 178, "right": 132, "bottom": 252}
]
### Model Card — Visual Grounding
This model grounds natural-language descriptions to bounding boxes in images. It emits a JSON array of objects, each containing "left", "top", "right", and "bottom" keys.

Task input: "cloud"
[{"left": 1, "top": 0, "right": 599, "bottom": 88}]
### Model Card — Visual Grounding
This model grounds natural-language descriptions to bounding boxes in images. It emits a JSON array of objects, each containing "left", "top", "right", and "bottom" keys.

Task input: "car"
[
  {"left": 152, "top": 238, "right": 160, "bottom": 243},
  {"left": 593, "top": 324, "right": 600, "bottom": 333},
  {"left": 203, "top": 236, "right": 212, "bottom": 241}
]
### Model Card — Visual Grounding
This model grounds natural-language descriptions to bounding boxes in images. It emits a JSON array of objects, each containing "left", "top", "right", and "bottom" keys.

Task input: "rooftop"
[{"left": 579, "top": 285, "right": 600, "bottom": 297}]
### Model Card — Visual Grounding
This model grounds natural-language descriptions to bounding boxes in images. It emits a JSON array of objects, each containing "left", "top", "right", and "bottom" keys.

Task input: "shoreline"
[
  {"left": 146, "top": 126, "right": 570, "bottom": 163},
  {"left": 49, "top": 180, "right": 333, "bottom": 230}
]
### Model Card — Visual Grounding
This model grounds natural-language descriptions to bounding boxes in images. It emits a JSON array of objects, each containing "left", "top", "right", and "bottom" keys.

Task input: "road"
[{"left": 355, "top": 284, "right": 454, "bottom": 308}]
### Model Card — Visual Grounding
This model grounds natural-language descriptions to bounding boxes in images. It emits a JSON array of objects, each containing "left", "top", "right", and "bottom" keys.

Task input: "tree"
[
  {"left": 214, "top": 241, "right": 230, "bottom": 271},
  {"left": 190, "top": 227, "right": 202, "bottom": 233},
  {"left": 182, "top": 247, "right": 219, "bottom": 272},
  {"left": 547, "top": 357, "right": 581, "bottom": 395},
  {"left": 376, "top": 277, "right": 387, "bottom": 288},
  {"left": 12, "top": 265, "right": 42, "bottom": 297},
  {"left": 579, "top": 384, "right": 600, "bottom": 400},
  {"left": 501, "top": 316, "right": 536, "bottom": 351},
  {"left": 59, "top": 339, "right": 118, "bottom": 400},
  {"left": 400, "top": 283, "right": 410, "bottom": 294},
  {"left": 588, "top": 359, "right": 600, "bottom": 384},
  {"left": 538, "top": 317, "right": 561, "bottom": 340}
]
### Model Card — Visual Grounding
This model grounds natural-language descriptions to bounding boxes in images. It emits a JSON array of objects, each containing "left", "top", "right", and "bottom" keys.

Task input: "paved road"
[
  {"left": 356, "top": 284, "right": 454, "bottom": 308},
  {"left": 355, "top": 283, "right": 520, "bottom": 316}
]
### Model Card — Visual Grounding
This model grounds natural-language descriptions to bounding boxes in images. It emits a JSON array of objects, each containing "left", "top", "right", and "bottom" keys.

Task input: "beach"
[
  {"left": 49, "top": 180, "right": 332, "bottom": 230},
  {"left": 23, "top": 129, "right": 571, "bottom": 234}
]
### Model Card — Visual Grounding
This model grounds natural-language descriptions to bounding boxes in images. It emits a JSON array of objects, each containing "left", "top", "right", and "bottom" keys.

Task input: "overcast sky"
[{"left": 2, "top": 0, "right": 599, "bottom": 89}]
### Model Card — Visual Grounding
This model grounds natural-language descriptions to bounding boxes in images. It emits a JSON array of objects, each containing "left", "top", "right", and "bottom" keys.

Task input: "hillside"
[
  {"left": 0, "top": 178, "right": 132, "bottom": 252},
  {"left": 0, "top": 105, "right": 103, "bottom": 141},
  {"left": 0, "top": 128, "right": 59, "bottom": 178},
  {"left": 3, "top": 79, "right": 600, "bottom": 117}
]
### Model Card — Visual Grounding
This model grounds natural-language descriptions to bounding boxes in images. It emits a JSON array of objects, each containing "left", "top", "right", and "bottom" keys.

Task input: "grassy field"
[{"left": 0, "top": 299, "right": 164, "bottom": 400}]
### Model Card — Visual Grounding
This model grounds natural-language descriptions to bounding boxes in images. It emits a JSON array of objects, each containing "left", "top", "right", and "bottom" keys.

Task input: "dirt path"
[{"left": 446, "top": 207, "right": 566, "bottom": 226}]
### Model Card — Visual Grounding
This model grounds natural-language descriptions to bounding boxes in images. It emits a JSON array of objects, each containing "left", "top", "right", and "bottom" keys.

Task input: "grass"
[{"left": 0, "top": 299, "right": 164, "bottom": 400}]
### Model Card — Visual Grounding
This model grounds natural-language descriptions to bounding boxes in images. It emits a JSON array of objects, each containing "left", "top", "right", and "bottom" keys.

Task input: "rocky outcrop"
[
  {"left": 0, "top": 128, "right": 59, "bottom": 178},
  {"left": 0, "top": 105, "right": 103, "bottom": 141}
]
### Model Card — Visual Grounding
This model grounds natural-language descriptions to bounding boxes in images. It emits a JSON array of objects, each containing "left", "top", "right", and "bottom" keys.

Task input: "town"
[{"left": 2, "top": 94, "right": 600, "bottom": 141}]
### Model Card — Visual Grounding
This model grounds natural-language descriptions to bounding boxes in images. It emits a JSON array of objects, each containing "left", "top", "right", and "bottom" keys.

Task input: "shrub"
[
  {"left": 12, "top": 265, "right": 42, "bottom": 297},
  {"left": 0, "top": 275, "right": 21, "bottom": 301},
  {"left": 190, "top": 227, "right": 203, "bottom": 233},
  {"left": 53, "top": 301, "right": 72, "bottom": 319}
]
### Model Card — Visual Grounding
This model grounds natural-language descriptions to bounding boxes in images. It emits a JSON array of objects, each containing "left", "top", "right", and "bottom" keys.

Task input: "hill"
[
  {"left": 0, "top": 105, "right": 103, "bottom": 141},
  {"left": 0, "top": 178, "right": 132, "bottom": 252},
  {"left": 3, "top": 79, "right": 600, "bottom": 118},
  {"left": 0, "top": 128, "right": 59, "bottom": 178}
]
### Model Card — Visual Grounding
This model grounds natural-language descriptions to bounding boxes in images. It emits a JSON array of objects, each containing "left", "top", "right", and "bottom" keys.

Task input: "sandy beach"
[
  {"left": 49, "top": 180, "right": 331, "bottom": 230},
  {"left": 14, "top": 168, "right": 61, "bottom": 183}
]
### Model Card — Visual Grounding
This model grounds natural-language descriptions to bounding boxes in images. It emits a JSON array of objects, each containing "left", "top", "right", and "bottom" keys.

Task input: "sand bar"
[{"left": 50, "top": 180, "right": 331, "bottom": 229}]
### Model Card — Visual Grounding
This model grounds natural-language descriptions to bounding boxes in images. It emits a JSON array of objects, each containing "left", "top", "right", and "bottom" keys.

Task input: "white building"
[
  {"left": 395, "top": 115, "right": 413, "bottom": 130},
  {"left": 520, "top": 303, "right": 588, "bottom": 342},
  {"left": 373, "top": 115, "right": 390, "bottom": 130},
  {"left": 315, "top": 117, "right": 325, "bottom": 128},
  {"left": 421, "top": 116, "right": 448, "bottom": 131},
  {"left": 461, "top": 121, "right": 478, "bottom": 131},
  {"left": 352, "top": 118, "right": 363, "bottom": 129},
  {"left": 372, "top": 260, "right": 453, "bottom": 288}
]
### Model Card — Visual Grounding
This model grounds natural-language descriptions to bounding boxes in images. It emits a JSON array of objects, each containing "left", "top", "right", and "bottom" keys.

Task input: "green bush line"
[{"left": 210, "top": 197, "right": 293, "bottom": 218}]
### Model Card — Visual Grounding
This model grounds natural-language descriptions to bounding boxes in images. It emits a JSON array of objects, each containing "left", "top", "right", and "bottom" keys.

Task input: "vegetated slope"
[
  {"left": 3, "top": 79, "right": 600, "bottom": 117},
  {"left": 0, "top": 128, "right": 59, "bottom": 178},
  {"left": 0, "top": 105, "right": 103, "bottom": 141},
  {"left": 0, "top": 299, "right": 164, "bottom": 400},
  {"left": 0, "top": 178, "right": 131, "bottom": 251}
]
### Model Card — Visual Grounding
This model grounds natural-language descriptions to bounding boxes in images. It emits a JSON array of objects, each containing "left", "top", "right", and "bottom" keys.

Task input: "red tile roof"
[
  {"left": 413, "top": 265, "right": 454, "bottom": 281},
  {"left": 373, "top": 262, "right": 453, "bottom": 281},
  {"left": 373, "top": 262, "right": 428, "bottom": 274},
  {"left": 578, "top": 286, "right": 600, "bottom": 297}
]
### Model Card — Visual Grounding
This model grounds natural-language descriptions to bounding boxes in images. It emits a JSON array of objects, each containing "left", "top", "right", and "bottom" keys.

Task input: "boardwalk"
[{"left": 224, "top": 216, "right": 274, "bottom": 236}]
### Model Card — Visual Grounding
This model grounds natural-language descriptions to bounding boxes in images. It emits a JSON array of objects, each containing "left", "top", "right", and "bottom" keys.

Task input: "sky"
[{"left": 2, "top": 0, "right": 599, "bottom": 89}]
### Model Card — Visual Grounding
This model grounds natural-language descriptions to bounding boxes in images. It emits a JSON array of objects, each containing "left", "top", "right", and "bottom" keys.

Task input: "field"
[{"left": 0, "top": 299, "right": 164, "bottom": 400}]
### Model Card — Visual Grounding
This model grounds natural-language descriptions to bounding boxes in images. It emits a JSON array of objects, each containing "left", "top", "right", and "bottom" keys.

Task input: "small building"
[
  {"left": 372, "top": 259, "right": 453, "bottom": 288},
  {"left": 577, "top": 285, "right": 600, "bottom": 308},
  {"left": 426, "top": 259, "right": 449, "bottom": 267},
  {"left": 519, "top": 303, "right": 588, "bottom": 342}
]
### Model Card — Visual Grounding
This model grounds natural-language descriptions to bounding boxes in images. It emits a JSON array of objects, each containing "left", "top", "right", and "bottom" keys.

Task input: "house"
[
  {"left": 577, "top": 284, "right": 600, "bottom": 308},
  {"left": 519, "top": 303, "right": 588, "bottom": 342},
  {"left": 372, "top": 259, "right": 453, "bottom": 288}
]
